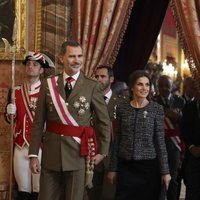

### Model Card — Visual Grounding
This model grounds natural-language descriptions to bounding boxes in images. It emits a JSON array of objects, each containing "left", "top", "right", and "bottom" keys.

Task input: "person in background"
[
  {"left": 108, "top": 70, "right": 171, "bottom": 200},
  {"left": 111, "top": 81, "right": 129, "bottom": 99},
  {"left": 88, "top": 65, "right": 126, "bottom": 200},
  {"left": 154, "top": 75, "right": 185, "bottom": 200},
  {"left": 28, "top": 40, "right": 111, "bottom": 200},
  {"left": 180, "top": 94, "right": 200, "bottom": 200},
  {"left": 5, "top": 52, "right": 51, "bottom": 200},
  {"left": 182, "top": 76, "right": 196, "bottom": 104},
  {"left": 176, "top": 76, "right": 196, "bottom": 199}
]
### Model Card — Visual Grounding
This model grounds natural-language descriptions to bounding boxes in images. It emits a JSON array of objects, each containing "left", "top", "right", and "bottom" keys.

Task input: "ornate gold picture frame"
[{"left": 0, "top": 0, "right": 27, "bottom": 60}]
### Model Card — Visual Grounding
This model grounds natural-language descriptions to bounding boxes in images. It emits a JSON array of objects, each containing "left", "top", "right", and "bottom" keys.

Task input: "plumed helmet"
[{"left": 22, "top": 51, "right": 50, "bottom": 68}]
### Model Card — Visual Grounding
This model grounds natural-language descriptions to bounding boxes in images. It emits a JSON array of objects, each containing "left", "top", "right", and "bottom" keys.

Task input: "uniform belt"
[{"left": 46, "top": 121, "right": 97, "bottom": 157}]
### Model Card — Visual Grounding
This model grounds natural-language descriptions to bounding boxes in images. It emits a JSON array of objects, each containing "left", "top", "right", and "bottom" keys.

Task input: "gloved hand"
[{"left": 7, "top": 103, "right": 17, "bottom": 115}]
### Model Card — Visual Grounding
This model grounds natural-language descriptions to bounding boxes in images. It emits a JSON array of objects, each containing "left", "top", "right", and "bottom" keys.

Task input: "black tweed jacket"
[{"left": 109, "top": 101, "right": 169, "bottom": 175}]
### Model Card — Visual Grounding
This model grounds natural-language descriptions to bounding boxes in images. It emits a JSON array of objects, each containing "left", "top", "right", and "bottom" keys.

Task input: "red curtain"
[
  {"left": 171, "top": 0, "right": 200, "bottom": 95},
  {"left": 72, "top": 0, "right": 135, "bottom": 77}
]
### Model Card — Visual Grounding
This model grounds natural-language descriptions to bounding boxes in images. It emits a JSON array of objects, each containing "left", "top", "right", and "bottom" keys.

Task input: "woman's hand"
[
  {"left": 161, "top": 174, "right": 171, "bottom": 189},
  {"left": 107, "top": 171, "right": 117, "bottom": 185}
]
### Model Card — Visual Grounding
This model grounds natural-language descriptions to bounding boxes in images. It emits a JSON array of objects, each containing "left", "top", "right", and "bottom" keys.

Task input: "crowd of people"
[{"left": 5, "top": 40, "right": 200, "bottom": 200}]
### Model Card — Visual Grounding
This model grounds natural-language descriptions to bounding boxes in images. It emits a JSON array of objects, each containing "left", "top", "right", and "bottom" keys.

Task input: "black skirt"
[{"left": 115, "top": 158, "right": 161, "bottom": 200}]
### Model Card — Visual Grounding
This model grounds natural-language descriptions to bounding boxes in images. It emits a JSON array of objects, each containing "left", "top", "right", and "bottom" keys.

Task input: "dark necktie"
[
  {"left": 65, "top": 77, "right": 74, "bottom": 98},
  {"left": 104, "top": 96, "right": 108, "bottom": 104}
]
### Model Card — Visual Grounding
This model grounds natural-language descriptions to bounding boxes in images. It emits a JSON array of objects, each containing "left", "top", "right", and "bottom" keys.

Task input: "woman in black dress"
[{"left": 108, "top": 70, "right": 171, "bottom": 200}]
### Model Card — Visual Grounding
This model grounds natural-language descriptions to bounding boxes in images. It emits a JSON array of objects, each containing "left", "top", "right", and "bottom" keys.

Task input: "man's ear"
[
  {"left": 40, "top": 67, "right": 44, "bottom": 74},
  {"left": 59, "top": 56, "right": 63, "bottom": 64},
  {"left": 110, "top": 77, "right": 114, "bottom": 84}
]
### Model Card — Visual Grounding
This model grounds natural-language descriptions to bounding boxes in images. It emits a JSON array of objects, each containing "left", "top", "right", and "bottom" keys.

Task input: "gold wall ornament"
[
  {"left": 0, "top": 0, "right": 27, "bottom": 60},
  {"left": 35, "top": 0, "right": 42, "bottom": 52}
]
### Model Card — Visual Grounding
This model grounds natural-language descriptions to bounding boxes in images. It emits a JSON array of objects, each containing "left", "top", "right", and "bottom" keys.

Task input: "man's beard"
[{"left": 100, "top": 81, "right": 110, "bottom": 92}]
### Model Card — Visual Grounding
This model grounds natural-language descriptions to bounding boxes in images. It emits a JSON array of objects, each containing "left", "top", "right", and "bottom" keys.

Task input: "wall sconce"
[{"left": 162, "top": 59, "right": 178, "bottom": 80}]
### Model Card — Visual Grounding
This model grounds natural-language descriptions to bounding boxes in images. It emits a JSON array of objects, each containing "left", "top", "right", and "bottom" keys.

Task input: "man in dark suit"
[
  {"left": 176, "top": 76, "right": 196, "bottom": 199},
  {"left": 154, "top": 75, "right": 185, "bottom": 200},
  {"left": 182, "top": 76, "right": 196, "bottom": 104},
  {"left": 88, "top": 65, "right": 126, "bottom": 200},
  {"left": 181, "top": 97, "right": 200, "bottom": 200},
  {"left": 29, "top": 41, "right": 111, "bottom": 200}
]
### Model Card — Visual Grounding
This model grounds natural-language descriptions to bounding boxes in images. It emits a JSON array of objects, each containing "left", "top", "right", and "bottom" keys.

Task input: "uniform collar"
[
  {"left": 63, "top": 71, "right": 80, "bottom": 83},
  {"left": 30, "top": 80, "right": 41, "bottom": 91},
  {"left": 105, "top": 89, "right": 112, "bottom": 102}
]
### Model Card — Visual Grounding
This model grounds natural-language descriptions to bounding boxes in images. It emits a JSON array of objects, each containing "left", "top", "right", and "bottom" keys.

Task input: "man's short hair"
[
  {"left": 60, "top": 40, "right": 81, "bottom": 55},
  {"left": 96, "top": 65, "right": 114, "bottom": 77}
]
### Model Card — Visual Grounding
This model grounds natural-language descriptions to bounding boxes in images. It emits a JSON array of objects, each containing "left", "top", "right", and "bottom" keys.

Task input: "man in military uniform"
[
  {"left": 5, "top": 52, "right": 50, "bottom": 200},
  {"left": 88, "top": 65, "right": 126, "bottom": 200},
  {"left": 29, "top": 41, "right": 111, "bottom": 200}
]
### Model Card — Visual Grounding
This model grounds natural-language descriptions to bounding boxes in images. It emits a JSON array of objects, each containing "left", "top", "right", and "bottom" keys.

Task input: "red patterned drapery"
[
  {"left": 72, "top": 0, "right": 135, "bottom": 77},
  {"left": 171, "top": 0, "right": 200, "bottom": 94}
]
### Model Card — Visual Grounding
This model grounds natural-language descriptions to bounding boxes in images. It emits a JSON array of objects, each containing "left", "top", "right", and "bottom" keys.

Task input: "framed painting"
[{"left": 0, "top": 0, "right": 27, "bottom": 60}]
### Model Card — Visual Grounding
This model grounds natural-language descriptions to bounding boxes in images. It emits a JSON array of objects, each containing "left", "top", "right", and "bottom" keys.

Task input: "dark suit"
[
  {"left": 29, "top": 73, "right": 111, "bottom": 200},
  {"left": 154, "top": 94, "right": 185, "bottom": 200},
  {"left": 89, "top": 91, "right": 126, "bottom": 200},
  {"left": 181, "top": 100, "right": 200, "bottom": 200}
]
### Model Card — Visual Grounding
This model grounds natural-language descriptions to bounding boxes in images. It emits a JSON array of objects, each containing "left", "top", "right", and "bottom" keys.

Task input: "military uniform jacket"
[
  {"left": 96, "top": 91, "right": 126, "bottom": 170},
  {"left": 6, "top": 81, "right": 41, "bottom": 149},
  {"left": 29, "top": 73, "right": 111, "bottom": 172},
  {"left": 107, "top": 92, "right": 126, "bottom": 121}
]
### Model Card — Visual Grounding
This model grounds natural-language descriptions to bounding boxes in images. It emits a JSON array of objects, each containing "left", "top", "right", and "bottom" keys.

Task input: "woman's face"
[{"left": 131, "top": 76, "right": 150, "bottom": 99}]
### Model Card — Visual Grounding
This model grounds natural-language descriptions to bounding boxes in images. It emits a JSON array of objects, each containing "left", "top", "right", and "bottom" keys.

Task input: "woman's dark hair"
[{"left": 129, "top": 70, "right": 152, "bottom": 100}]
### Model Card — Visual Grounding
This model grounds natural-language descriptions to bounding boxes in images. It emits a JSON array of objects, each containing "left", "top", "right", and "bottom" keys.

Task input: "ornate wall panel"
[{"left": 0, "top": 0, "right": 38, "bottom": 188}]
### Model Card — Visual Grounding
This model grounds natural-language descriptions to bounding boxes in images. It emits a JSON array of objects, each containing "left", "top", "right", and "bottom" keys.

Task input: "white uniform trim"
[{"left": 47, "top": 76, "right": 81, "bottom": 143}]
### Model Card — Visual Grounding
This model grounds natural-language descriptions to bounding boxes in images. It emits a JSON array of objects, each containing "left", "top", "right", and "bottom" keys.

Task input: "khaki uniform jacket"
[
  {"left": 107, "top": 92, "right": 126, "bottom": 121},
  {"left": 96, "top": 91, "right": 126, "bottom": 170},
  {"left": 29, "top": 73, "right": 111, "bottom": 172}
]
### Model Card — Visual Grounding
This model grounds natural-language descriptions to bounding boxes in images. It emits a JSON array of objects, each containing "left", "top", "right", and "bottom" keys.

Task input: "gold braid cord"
[
  {"left": 85, "top": 138, "right": 96, "bottom": 188},
  {"left": 107, "top": 0, "right": 135, "bottom": 66},
  {"left": 170, "top": 0, "right": 200, "bottom": 98}
]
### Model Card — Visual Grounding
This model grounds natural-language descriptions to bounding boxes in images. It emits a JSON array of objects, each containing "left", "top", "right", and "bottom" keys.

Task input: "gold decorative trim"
[
  {"left": 170, "top": 0, "right": 200, "bottom": 97},
  {"left": 0, "top": 0, "right": 27, "bottom": 60},
  {"left": 35, "top": 0, "right": 42, "bottom": 52}
]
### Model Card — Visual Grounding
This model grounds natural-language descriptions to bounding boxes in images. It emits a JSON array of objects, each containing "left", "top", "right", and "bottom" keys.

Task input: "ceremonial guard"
[{"left": 5, "top": 52, "right": 51, "bottom": 200}]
